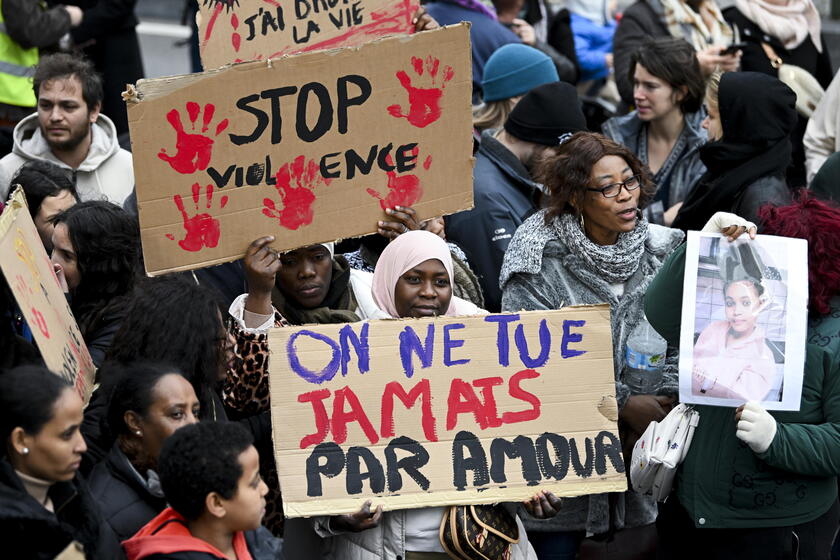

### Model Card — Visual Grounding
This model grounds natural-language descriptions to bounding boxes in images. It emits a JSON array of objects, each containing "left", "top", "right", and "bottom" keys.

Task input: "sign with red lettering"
[
  {"left": 198, "top": 0, "right": 419, "bottom": 70},
  {"left": 127, "top": 24, "right": 473, "bottom": 275},
  {"left": 0, "top": 188, "right": 95, "bottom": 403},
  {"left": 268, "top": 306, "right": 627, "bottom": 517}
]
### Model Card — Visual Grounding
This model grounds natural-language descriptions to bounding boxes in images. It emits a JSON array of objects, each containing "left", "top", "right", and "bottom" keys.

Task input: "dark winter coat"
[
  {"left": 88, "top": 445, "right": 167, "bottom": 542},
  {"left": 446, "top": 130, "right": 541, "bottom": 312},
  {"left": 0, "top": 459, "right": 124, "bottom": 559}
]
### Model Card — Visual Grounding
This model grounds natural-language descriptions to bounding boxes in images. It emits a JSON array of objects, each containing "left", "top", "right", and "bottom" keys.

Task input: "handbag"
[
  {"left": 439, "top": 505, "right": 519, "bottom": 560},
  {"left": 630, "top": 403, "right": 699, "bottom": 501},
  {"left": 761, "top": 42, "right": 825, "bottom": 117}
]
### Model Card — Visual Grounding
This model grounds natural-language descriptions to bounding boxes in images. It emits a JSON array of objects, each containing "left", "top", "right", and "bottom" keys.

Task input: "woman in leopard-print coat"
[{"left": 224, "top": 310, "right": 288, "bottom": 536}]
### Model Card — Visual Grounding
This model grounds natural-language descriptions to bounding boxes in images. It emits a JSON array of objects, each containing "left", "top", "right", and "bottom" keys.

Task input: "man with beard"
[
  {"left": 0, "top": 53, "right": 134, "bottom": 206},
  {"left": 446, "top": 81, "right": 587, "bottom": 311}
]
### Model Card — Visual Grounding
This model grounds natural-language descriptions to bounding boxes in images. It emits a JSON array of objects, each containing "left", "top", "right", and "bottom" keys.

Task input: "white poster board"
[{"left": 679, "top": 232, "right": 808, "bottom": 411}]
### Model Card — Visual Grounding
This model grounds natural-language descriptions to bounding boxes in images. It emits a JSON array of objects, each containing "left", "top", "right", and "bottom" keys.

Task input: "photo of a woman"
[
  {"left": 691, "top": 276, "right": 776, "bottom": 400},
  {"left": 678, "top": 230, "right": 808, "bottom": 411}
]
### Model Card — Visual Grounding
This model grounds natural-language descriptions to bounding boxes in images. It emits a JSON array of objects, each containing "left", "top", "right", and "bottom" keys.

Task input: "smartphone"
[{"left": 720, "top": 42, "right": 748, "bottom": 55}]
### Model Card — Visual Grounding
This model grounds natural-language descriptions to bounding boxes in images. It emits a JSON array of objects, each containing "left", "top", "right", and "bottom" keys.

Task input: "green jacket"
[{"left": 645, "top": 243, "right": 840, "bottom": 529}]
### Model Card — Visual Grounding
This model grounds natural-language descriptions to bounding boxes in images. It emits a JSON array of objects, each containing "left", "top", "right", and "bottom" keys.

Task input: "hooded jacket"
[
  {"left": 0, "top": 459, "right": 124, "bottom": 560},
  {"left": 446, "top": 130, "right": 542, "bottom": 312},
  {"left": 123, "top": 508, "right": 283, "bottom": 560},
  {"left": 0, "top": 112, "right": 134, "bottom": 205}
]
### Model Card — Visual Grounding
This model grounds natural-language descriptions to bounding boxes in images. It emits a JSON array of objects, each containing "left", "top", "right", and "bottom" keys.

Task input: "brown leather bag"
[{"left": 439, "top": 505, "right": 519, "bottom": 560}]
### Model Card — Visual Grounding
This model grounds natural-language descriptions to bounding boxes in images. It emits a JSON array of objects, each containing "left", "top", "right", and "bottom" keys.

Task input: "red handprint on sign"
[
  {"left": 166, "top": 183, "right": 229, "bottom": 251},
  {"left": 366, "top": 152, "right": 432, "bottom": 210},
  {"left": 30, "top": 307, "right": 50, "bottom": 338},
  {"left": 387, "top": 56, "right": 454, "bottom": 128},
  {"left": 262, "top": 156, "right": 332, "bottom": 230},
  {"left": 158, "top": 102, "right": 229, "bottom": 174}
]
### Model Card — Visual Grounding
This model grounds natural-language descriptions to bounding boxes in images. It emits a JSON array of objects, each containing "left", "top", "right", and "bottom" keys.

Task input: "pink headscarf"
[{"left": 371, "top": 230, "right": 458, "bottom": 318}]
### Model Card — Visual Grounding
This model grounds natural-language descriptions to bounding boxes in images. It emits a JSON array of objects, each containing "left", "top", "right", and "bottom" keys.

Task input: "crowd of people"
[{"left": 2, "top": 0, "right": 840, "bottom": 559}]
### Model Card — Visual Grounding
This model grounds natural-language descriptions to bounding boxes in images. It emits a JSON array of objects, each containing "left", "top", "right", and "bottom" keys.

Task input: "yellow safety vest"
[{"left": 0, "top": 0, "right": 38, "bottom": 108}]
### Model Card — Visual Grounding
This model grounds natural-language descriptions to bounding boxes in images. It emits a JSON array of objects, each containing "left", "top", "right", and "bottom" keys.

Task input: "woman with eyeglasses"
[{"left": 499, "top": 131, "right": 745, "bottom": 558}]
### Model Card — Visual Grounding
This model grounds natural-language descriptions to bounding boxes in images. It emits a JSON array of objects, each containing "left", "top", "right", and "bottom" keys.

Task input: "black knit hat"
[{"left": 503, "top": 82, "right": 587, "bottom": 146}]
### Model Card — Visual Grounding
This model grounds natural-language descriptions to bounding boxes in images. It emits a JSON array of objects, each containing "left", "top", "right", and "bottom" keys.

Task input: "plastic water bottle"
[{"left": 624, "top": 315, "right": 667, "bottom": 394}]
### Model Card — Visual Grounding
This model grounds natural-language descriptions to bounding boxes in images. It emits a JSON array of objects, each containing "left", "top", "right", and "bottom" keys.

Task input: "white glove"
[
  {"left": 736, "top": 402, "right": 777, "bottom": 453},
  {"left": 701, "top": 212, "right": 757, "bottom": 234}
]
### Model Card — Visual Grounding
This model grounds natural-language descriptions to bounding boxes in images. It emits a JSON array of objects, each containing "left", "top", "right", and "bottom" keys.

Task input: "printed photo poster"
[
  {"left": 127, "top": 24, "right": 474, "bottom": 275},
  {"left": 268, "top": 307, "right": 628, "bottom": 517},
  {"left": 679, "top": 232, "right": 808, "bottom": 410},
  {"left": 197, "top": 0, "right": 420, "bottom": 69},
  {"left": 0, "top": 188, "right": 95, "bottom": 403}
]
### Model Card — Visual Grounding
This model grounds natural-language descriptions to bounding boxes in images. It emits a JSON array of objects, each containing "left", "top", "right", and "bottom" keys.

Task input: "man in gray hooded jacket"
[{"left": 0, "top": 53, "right": 134, "bottom": 206}]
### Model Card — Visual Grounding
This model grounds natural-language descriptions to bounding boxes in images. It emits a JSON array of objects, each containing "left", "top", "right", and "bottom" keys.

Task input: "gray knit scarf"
[{"left": 555, "top": 213, "right": 649, "bottom": 284}]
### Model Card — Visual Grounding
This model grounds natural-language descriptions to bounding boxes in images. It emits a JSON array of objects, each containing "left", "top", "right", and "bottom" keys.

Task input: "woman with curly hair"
[
  {"left": 98, "top": 275, "right": 278, "bottom": 534},
  {"left": 499, "top": 131, "right": 748, "bottom": 557},
  {"left": 50, "top": 200, "right": 141, "bottom": 366},
  {"left": 646, "top": 192, "right": 840, "bottom": 558}
]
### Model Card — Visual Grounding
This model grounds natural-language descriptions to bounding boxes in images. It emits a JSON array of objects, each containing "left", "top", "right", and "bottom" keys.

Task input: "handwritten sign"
[
  {"left": 0, "top": 188, "right": 95, "bottom": 403},
  {"left": 198, "top": 0, "right": 419, "bottom": 70},
  {"left": 268, "top": 307, "right": 627, "bottom": 517},
  {"left": 127, "top": 24, "right": 473, "bottom": 275}
]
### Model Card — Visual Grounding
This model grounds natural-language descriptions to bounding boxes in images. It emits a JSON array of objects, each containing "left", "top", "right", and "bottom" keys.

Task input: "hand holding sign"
[
  {"left": 243, "top": 236, "right": 280, "bottom": 316},
  {"left": 331, "top": 500, "right": 383, "bottom": 533},
  {"left": 522, "top": 491, "right": 563, "bottom": 519}
]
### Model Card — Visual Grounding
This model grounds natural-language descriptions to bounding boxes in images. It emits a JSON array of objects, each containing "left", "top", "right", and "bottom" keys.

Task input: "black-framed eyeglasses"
[{"left": 586, "top": 175, "right": 641, "bottom": 198}]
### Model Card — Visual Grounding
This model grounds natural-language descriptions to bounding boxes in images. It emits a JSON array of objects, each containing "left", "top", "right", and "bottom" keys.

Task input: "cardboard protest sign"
[
  {"left": 268, "top": 306, "right": 627, "bottom": 517},
  {"left": 679, "top": 232, "right": 808, "bottom": 410},
  {"left": 0, "top": 188, "right": 95, "bottom": 403},
  {"left": 197, "top": 0, "right": 419, "bottom": 70},
  {"left": 127, "top": 24, "right": 473, "bottom": 275}
]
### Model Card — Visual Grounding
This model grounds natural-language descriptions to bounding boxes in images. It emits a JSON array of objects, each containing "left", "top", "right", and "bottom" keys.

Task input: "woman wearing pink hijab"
[
  {"left": 313, "top": 230, "right": 560, "bottom": 560},
  {"left": 370, "top": 230, "right": 483, "bottom": 319}
]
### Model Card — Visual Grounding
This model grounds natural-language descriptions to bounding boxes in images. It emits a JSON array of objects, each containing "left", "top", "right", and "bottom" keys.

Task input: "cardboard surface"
[
  {"left": 128, "top": 24, "right": 474, "bottom": 275},
  {"left": 268, "top": 306, "right": 627, "bottom": 518},
  {"left": 198, "top": 0, "right": 419, "bottom": 70},
  {"left": 0, "top": 188, "right": 95, "bottom": 403}
]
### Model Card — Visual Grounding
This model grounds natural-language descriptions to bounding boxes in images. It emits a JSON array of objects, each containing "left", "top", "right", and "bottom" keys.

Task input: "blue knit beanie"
[{"left": 481, "top": 44, "right": 559, "bottom": 103}]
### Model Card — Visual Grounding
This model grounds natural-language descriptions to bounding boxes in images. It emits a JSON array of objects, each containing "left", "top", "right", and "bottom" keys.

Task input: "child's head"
[
  {"left": 158, "top": 422, "right": 267, "bottom": 531},
  {"left": 723, "top": 279, "right": 766, "bottom": 336}
]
